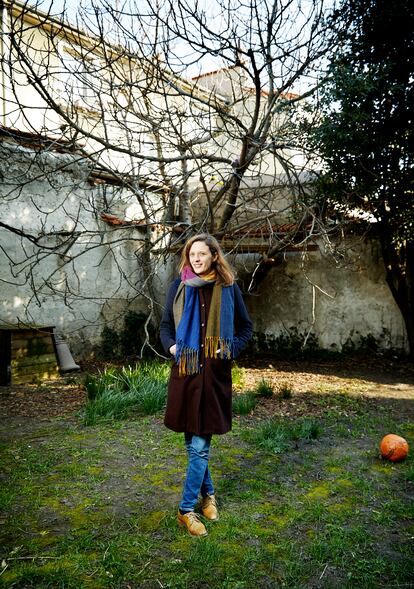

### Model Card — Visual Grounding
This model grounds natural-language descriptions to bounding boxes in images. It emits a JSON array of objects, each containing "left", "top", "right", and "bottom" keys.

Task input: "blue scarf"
[{"left": 173, "top": 266, "right": 235, "bottom": 376}]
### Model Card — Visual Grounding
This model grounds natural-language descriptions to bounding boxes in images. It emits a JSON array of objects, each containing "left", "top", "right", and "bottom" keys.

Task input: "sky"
[
  {"left": 27, "top": 0, "right": 222, "bottom": 77},
  {"left": 25, "top": 0, "right": 334, "bottom": 83}
]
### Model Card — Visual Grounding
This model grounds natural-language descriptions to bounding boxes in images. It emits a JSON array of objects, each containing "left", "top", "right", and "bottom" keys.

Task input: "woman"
[{"left": 160, "top": 233, "right": 252, "bottom": 537}]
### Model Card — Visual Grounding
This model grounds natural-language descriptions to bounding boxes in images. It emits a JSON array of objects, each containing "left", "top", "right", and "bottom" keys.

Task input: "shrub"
[{"left": 100, "top": 325, "right": 121, "bottom": 360}]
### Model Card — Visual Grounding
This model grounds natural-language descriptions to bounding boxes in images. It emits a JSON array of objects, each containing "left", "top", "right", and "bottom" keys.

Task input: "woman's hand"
[{"left": 169, "top": 344, "right": 177, "bottom": 356}]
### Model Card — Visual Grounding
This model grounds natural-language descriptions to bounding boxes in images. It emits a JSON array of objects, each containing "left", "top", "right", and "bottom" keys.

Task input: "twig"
[
  {"left": 6, "top": 556, "right": 61, "bottom": 561},
  {"left": 137, "top": 560, "right": 151, "bottom": 576},
  {"left": 319, "top": 563, "right": 328, "bottom": 580}
]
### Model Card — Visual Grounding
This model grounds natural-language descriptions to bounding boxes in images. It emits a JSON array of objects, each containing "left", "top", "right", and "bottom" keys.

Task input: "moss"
[
  {"left": 131, "top": 473, "right": 144, "bottom": 482},
  {"left": 39, "top": 496, "right": 103, "bottom": 530},
  {"left": 327, "top": 500, "right": 354, "bottom": 514},
  {"left": 87, "top": 466, "right": 104, "bottom": 475},
  {"left": 267, "top": 514, "right": 290, "bottom": 528},
  {"left": 305, "top": 483, "right": 331, "bottom": 500},
  {"left": 326, "top": 466, "right": 343, "bottom": 474},
  {"left": 139, "top": 510, "right": 168, "bottom": 532},
  {"left": 371, "top": 462, "right": 396, "bottom": 474},
  {"left": 334, "top": 478, "right": 354, "bottom": 488}
]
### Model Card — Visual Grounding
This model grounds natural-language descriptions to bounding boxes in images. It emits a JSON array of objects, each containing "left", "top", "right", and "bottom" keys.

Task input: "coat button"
[
  {"left": 200, "top": 364, "right": 203, "bottom": 368},
  {"left": 201, "top": 323, "right": 205, "bottom": 327}
]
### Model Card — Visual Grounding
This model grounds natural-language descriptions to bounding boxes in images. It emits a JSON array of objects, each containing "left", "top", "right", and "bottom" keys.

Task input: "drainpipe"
[
  {"left": 53, "top": 332, "right": 81, "bottom": 373},
  {"left": 0, "top": 3, "right": 9, "bottom": 126}
]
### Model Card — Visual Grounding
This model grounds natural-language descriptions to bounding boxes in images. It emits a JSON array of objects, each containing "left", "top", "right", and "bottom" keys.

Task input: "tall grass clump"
[
  {"left": 255, "top": 377, "right": 274, "bottom": 398},
  {"left": 278, "top": 381, "right": 293, "bottom": 399},
  {"left": 84, "top": 361, "right": 169, "bottom": 425},
  {"left": 233, "top": 391, "right": 258, "bottom": 415},
  {"left": 247, "top": 418, "right": 323, "bottom": 454}
]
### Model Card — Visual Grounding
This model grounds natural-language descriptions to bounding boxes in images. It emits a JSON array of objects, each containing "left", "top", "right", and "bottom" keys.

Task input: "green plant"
[
  {"left": 248, "top": 417, "right": 323, "bottom": 454},
  {"left": 278, "top": 382, "right": 293, "bottom": 399},
  {"left": 255, "top": 377, "right": 274, "bottom": 398},
  {"left": 100, "top": 325, "right": 120, "bottom": 360},
  {"left": 232, "top": 363, "right": 246, "bottom": 389},
  {"left": 83, "top": 361, "right": 169, "bottom": 423},
  {"left": 251, "top": 419, "right": 291, "bottom": 454},
  {"left": 291, "top": 418, "right": 323, "bottom": 442},
  {"left": 232, "top": 391, "right": 258, "bottom": 415}
]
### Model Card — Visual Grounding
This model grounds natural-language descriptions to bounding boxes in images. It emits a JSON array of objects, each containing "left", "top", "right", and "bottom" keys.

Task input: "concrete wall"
[
  {"left": 242, "top": 239, "right": 408, "bottom": 353},
  {"left": 0, "top": 142, "right": 152, "bottom": 356}
]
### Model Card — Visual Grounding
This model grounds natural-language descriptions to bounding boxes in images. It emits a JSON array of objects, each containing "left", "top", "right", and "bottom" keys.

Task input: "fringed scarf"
[{"left": 173, "top": 265, "right": 235, "bottom": 376}]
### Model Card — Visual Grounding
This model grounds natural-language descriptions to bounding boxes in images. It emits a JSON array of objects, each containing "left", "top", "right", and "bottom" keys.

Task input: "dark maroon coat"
[{"left": 160, "top": 279, "right": 253, "bottom": 435}]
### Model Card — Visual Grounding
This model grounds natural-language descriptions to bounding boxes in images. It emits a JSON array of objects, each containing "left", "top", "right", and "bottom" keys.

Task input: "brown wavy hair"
[{"left": 179, "top": 233, "right": 235, "bottom": 286}]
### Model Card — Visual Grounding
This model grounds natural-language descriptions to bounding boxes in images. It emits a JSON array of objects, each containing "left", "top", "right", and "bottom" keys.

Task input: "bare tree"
[{"left": 0, "top": 0, "right": 338, "bottom": 352}]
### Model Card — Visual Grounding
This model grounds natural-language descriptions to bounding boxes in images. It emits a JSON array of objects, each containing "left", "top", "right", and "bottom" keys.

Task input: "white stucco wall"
[
  {"left": 243, "top": 238, "right": 408, "bottom": 353},
  {"left": 0, "top": 142, "right": 151, "bottom": 356}
]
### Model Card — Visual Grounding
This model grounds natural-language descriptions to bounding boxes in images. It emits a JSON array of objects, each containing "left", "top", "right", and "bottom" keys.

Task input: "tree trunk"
[{"left": 379, "top": 226, "right": 414, "bottom": 359}]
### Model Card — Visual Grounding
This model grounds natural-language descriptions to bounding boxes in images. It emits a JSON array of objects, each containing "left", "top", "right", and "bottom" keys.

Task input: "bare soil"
[{"left": 0, "top": 355, "right": 413, "bottom": 430}]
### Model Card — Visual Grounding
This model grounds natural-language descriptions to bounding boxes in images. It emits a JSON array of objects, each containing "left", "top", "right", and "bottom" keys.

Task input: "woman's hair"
[{"left": 179, "top": 233, "right": 235, "bottom": 286}]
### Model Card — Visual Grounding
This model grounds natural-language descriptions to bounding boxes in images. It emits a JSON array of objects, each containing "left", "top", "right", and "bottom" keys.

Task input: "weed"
[
  {"left": 231, "top": 363, "right": 246, "bottom": 389},
  {"left": 291, "top": 418, "right": 323, "bottom": 442},
  {"left": 247, "top": 417, "right": 323, "bottom": 454},
  {"left": 83, "top": 361, "right": 168, "bottom": 424},
  {"left": 232, "top": 391, "right": 258, "bottom": 415},
  {"left": 255, "top": 377, "right": 274, "bottom": 398},
  {"left": 278, "top": 381, "right": 293, "bottom": 399}
]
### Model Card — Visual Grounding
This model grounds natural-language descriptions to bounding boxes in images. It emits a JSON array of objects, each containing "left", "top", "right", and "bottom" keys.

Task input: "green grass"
[
  {"left": 83, "top": 360, "right": 169, "bottom": 424},
  {"left": 245, "top": 417, "right": 323, "bottom": 454},
  {"left": 232, "top": 391, "right": 258, "bottom": 415},
  {"left": 255, "top": 377, "right": 274, "bottom": 398},
  {"left": 1, "top": 364, "right": 414, "bottom": 589}
]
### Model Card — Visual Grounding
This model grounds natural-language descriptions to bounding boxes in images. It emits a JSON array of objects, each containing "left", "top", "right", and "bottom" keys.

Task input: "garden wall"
[
  {"left": 242, "top": 238, "right": 408, "bottom": 354},
  {"left": 0, "top": 141, "right": 156, "bottom": 356}
]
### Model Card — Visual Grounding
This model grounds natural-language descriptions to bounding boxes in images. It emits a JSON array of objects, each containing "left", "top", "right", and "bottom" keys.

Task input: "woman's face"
[{"left": 189, "top": 241, "right": 216, "bottom": 276}]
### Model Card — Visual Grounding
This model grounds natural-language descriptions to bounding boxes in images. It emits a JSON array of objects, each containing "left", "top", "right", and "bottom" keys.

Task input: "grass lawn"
[{"left": 0, "top": 358, "right": 413, "bottom": 588}]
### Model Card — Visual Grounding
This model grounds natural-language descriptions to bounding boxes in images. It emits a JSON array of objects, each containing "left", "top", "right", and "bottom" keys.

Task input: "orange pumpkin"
[{"left": 380, "top": 434, "right": 409, "bottom": 462}]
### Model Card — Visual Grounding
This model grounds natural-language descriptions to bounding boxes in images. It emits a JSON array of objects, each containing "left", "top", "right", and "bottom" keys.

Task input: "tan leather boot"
[
  {"left": 177, "top": 511, "right": 208, "bottom": 537},
  {"left": 201, "top": 494, "right": 219, "bottom": 521}
]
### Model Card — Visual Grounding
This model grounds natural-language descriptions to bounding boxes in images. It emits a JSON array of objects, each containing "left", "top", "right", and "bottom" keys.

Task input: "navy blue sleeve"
[
  {"left": 159, "top": 278, "right": 181, "bottom": 354},
  {"left": 232, "top": 283, "right": 253, "bottom": 358}
]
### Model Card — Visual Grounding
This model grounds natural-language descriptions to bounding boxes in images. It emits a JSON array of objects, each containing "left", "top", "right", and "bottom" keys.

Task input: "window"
[{"left": 57, "top": 43, "right": 97, "bottom": 107}]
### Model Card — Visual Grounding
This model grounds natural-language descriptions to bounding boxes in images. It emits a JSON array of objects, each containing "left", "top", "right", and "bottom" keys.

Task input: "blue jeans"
[{"left": 179, "top": 433, "right": 215, "bottom": 513}]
